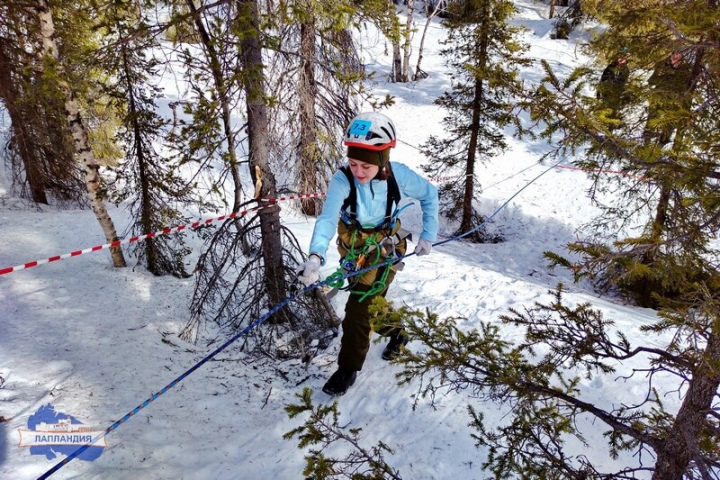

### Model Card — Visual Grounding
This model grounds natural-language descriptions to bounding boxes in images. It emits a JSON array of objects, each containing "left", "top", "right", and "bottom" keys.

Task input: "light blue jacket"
[{"left": 309, "top": 162, "right": 439, "bottom": 263}]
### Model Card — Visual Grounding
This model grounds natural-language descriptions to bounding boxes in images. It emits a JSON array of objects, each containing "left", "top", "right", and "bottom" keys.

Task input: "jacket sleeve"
[
  {"left": 393, "top": 162, "right": 439, "bottom": 242},
  {"left": 309, "top": 169, "right": 351, "bottom": 264},
  {"left": 600, "top": 63, "right": 614, "bottom": 83}
]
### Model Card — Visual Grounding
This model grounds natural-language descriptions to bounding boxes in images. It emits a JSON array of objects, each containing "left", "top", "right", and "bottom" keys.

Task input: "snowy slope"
[{"left": 0, "top": 2, "right": 672, "bottom": 479}]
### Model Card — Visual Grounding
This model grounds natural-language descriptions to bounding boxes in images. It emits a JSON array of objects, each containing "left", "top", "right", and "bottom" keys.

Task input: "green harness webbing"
[
  {"left": 326, "top": 227, "right": 409, "bottom": 302},
  {"left": 327, "top": 166, "right": 411, "bottom": 302}
]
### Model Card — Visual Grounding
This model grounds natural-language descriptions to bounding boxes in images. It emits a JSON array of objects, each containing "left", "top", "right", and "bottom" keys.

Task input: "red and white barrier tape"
[
  {"left": 1, "top": 163, "right": 646, "bottom": 277},
  {"left": 258, "top": 192, "right": 324, "bottom": 203},
  {"left": 432, "top": 166, "right": 641, "bottom": 183},
  {"left": 0, "top": 193, "right": 327, "bottom": 277}
]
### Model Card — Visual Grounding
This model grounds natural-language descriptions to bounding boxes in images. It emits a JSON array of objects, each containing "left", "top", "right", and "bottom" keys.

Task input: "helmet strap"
[{"left": 374, "top": 162, "right": 391, "bottom": 181}]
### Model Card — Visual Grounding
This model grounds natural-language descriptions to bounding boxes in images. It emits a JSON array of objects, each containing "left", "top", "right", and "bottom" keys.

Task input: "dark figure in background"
[
  {"left": 597, "top": 50, "right": 630, "bottom": 126},
  {"left": 598, "top": 52, "right": 629, "bottom": 95},
  {"left": 644, "top": 51, "right": 694, "bottom": 146}
]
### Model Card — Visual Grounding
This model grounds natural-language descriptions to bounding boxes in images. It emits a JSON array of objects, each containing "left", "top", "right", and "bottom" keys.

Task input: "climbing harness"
[
  {"left": 325, "top": 165, "right": 413, "bottom": 302},
  {"left": 325, "top": 226, "right": 412, "bottom": 301},
  {"left": 339, "top": 165, "right": 401, "bottom": 231}
]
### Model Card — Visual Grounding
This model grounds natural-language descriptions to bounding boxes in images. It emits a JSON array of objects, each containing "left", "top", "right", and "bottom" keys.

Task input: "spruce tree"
[
  {"left": 285, "top": 388, "right": 402, "bottom": 479},
  {"left": 181, "top": 0, "right": 337, "bottom": 358},
  {"left": 421, "top": 0, "right": 528, "bottom": 241},
  {"left": 0, "top": 2, "right": 91, "bottom": 205},
  {"left": 269, "top": 0, "right": 357, "bottom": 216},
  {"left": 101, "top": 2, "right": 194, "bottom": 277},
  {"left": 270, "top": 0, "right": 389, "bottom": 217},
  {"left": 505, "top": 2, "right": 720, "bottom": 473},
  {"left": 236, "top": 0, "right": 289, "bottom": 321},
  {"left": 286, "top": 288, "right": 720, "bottom": 476},
  {"left": 526, "top": 0, "right": 720, "bottom": 307},
  {"left": 167, "top": 0, "right": 246, "bottom": 214}
]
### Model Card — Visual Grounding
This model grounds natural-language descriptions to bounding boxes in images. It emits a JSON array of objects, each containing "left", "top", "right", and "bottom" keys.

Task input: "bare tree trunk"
[
  {"left": 238, "top": 0, "right": 288, "bottom": 321},
  {"left": 35, "top": 0, "right": 125, "bottom": 267},
  {"left": 120, "top": 44, "right": 160, "bottom": 274},
  {"left": 186, "top": 0, "right": 244, "bottom": 213},
  {"left": 461, "top": 4, "right": 489, "bottom": 235},
  {"left": 389, "top": 1, "right": 403, "bottom": 82},
  {"left": 298, "top": 8, "right": 321, "bottom": 216},
  {"left": 652, "top": 327, "right": 720, "bottom": 479},
  {"left": 549, "top": 0, "right": 556, "bottom": 19},
  {"left": 461, "top": 76, "right": 481, "bottom": 234},
  {"left": 401, "top": 0, "right": 414, "bottom": 82},
  {"left": 414, "top": 0, "right": 443, "bottom": 81}
]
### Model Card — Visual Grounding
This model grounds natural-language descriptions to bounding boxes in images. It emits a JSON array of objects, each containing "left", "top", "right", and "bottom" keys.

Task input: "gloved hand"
[
  {"left": 414, "top": 238, "right": 432, "bottom": 257},
  {"left": 297, "top": 254, "right": 322, "bottom": 286}
]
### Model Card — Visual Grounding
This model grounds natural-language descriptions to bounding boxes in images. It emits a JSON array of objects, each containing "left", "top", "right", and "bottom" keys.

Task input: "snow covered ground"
[{"left": 1, "top": 2, "right": 675, "bottom": 479}]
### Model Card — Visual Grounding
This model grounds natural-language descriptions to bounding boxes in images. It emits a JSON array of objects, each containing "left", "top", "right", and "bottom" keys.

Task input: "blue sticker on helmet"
[{"left": 348, "top": 120, "right": 372, "bottom": 138}]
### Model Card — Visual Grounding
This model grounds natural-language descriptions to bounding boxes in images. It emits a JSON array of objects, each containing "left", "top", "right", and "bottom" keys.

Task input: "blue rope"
[
  {"left": 434, "top": 160, "right": 562, "bottom": 247},
  {"left": 38, "top": 160, "right": 561, "bottom": 479}
]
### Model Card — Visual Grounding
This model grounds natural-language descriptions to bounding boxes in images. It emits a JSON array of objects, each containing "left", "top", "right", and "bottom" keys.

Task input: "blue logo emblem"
[
  {"left": 348, "top": 119, "right": 372, "bottom": 140},
  {"left": 18, "top": 404, "right": 105, "bottom": 461}
]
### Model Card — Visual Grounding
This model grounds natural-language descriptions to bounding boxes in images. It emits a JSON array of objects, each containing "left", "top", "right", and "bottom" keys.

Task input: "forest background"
[{"left": 1, "top": 0, "right": 719, "bottom": 478}]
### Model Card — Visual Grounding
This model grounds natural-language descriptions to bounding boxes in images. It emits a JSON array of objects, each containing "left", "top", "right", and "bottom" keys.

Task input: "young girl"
[{"left": 298, "top": 112, "right": 439, "bottom": 396}]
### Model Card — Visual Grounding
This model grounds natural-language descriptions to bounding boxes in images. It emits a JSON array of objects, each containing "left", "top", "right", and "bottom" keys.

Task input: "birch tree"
[
  {"left": 401, "top": 0, "right": 415, "bottom": 81},
  {"left": 34, "top": 0, "right": 125, "bottom": 267},
  {"left": 413, "top": 0, "right": 453, "bottom": 80}
]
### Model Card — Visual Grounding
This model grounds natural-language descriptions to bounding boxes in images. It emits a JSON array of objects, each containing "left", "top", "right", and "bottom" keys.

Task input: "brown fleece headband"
[{"left": 347, "top": 146, "right": 390, "bottom": 166}]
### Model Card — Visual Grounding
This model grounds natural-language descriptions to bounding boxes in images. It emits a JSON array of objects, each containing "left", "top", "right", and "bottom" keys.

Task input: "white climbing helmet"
[{"left": 343, "top": 112, "right": 397, "bottom": 151}]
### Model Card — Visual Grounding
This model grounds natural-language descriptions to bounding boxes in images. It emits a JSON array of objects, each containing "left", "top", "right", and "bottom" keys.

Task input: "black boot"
[
  {"left": 322, "top": 368, "right": 357, "bottom": 396},
  {"left": 382, "top": 331, "right": 409, "bottom": 361}
]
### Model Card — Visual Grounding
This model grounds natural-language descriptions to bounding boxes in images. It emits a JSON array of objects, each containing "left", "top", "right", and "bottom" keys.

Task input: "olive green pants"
[{"left": 337, "top": 269, "right": 398, "bottom": 372}]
